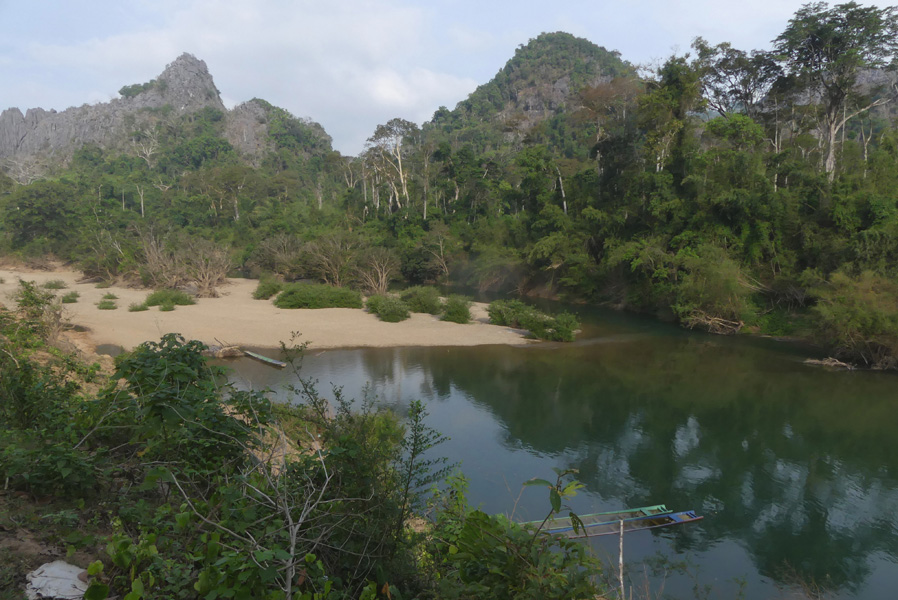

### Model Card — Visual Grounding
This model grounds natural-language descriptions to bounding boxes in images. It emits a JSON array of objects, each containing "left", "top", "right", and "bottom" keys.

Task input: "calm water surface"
[{"left": 225, "top": 308, "right": 898, "bottom": 599}]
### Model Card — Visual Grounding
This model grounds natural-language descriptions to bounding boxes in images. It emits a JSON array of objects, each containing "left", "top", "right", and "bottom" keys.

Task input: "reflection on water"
[{"left": 225, "top": 311, "right": 898, "bottom": 599}]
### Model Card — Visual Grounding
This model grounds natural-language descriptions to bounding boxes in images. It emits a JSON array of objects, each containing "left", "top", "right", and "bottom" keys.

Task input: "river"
[{"left": 224, "top": 306, "right": 898, "bottom": 599}]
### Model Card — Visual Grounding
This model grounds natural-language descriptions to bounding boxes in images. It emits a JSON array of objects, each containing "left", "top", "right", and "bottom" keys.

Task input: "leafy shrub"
[
  {"left": 42, "top": 279, "right": 67, "bottom": 290},
  {"left": 102, "top": 293, "right": 119, "bottom": 300},
  {"left": 61, "top": 291, "right": 80, "bottom": 304},
  {"left": 97, "top": 299, "right": 117, "bottom": 310},
  {"left": 809, "top": 270, "right": 898, "bottom": 368},
  {"left": 487, "top": 300, "right": 580, "bottom": 342},
  {"left": 441, "top": 295, "right": 471, "bottom": 324},
  {"left": 10, "top": 280, "right": 63, "bottom": 343},
  {"left": 428, "top": 475, "right": 603, "bottom": 599},
  {"left": 673, "top": 244, "right": 755, "bottom": 334},
  {"left": 274, "top": 283, "right": 362, "bottom": 309},
  {"left": 400, "top": 286, "right": 442, "bottom": 314},
  {"left": 145, "top": 289, "right": 196, "bottom": 307},
  {"left": 128, "top": 303, "right": 149, "bottom": 312},
  {"left": 159, "top": 302, "right": 175, "bottom": 312},
  {"left": 367, "top": 295, "right": 411, "bottom": 322},
  {"left": 253, "top": 277, "right": 283, "bottom": 300},
  {"left": 0, "top": 440, "right": 96, "bottom": 497}
]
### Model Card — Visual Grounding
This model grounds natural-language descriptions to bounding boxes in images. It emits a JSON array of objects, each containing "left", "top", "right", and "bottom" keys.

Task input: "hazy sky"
[{"left": 1, "top": 1, "right": 891, "bottom": 155}]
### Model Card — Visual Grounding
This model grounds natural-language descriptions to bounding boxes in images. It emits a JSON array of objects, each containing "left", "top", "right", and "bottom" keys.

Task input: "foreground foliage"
[{"left": 0, "top": 291, "right": 605, "bottom": 599}]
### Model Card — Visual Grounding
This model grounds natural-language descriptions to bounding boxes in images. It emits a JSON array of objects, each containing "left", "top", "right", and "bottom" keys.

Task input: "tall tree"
[
  {"left": 773, "top": 1, "right": 898, "bottom": 181},
  {"left": 692, "top": 38, "right": 781, "bottom": 119}
]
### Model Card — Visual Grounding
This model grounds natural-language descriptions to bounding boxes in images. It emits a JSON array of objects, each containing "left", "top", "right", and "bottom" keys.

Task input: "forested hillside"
[{"left": 3, "top": 6, "right": 898, "bottom": 367}]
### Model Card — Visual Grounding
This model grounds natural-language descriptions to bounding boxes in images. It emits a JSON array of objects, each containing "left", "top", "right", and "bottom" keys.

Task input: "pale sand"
[{"left": 0, "top": 267, "right": 533, "bottom": 352}]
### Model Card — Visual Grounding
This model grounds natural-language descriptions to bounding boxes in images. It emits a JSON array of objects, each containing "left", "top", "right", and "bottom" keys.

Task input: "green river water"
[{"left": 225, "top": 307, "right": 898, "bottom": 599}]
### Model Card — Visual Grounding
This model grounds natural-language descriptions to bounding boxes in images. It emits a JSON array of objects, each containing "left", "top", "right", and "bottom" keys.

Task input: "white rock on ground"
[{"left": 25, "top": 561, "right": 88, "bottom": 600}]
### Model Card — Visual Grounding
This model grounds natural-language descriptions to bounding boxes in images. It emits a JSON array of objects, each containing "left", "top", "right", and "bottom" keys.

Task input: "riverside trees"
[
  {"left": 773, "top": 1, "right": 898, "bottom": 181},
  {"left": 4, "top": 8, "right": 898, "bottom": 365}
]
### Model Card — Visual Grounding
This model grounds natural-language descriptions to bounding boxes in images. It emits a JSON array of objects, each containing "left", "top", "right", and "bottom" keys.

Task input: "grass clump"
[
  {"left": 253, "top": 277, "right": 284, "bottom": 300},
  {"left": 128, "top": 302, "right": 149, "bottom": 312},
  {"left": 367, "top": 295, "right": 411, "bottom": 322},
  {"left": 42, "top": 280, "right": 67, "bottom": 290},
  {"left": 441, "top": 295, "right": 472, "bottom": 324},
  {"left": 102, "top": 293, "right": 119, "bottom": 300},
  {"left": 96, "top": 299, "right": 117, "bottom": 310},
  {"left": 274, "top": 283, "right": 363, "bottom": 309},
  {"left": 145, "top": 289, "right": 196, "bottom": 307},
  {"left": 159, "top": 302, "right": 175, "bottom": 312},
  {"left": 400, "top": 286, "right": 443, "bottom": 314},
  {"left": 61, "top": 291, "right": 79, "bottom": 304},
  {"left": 487, "top": 299, "right": 579, "bottom": 342}
]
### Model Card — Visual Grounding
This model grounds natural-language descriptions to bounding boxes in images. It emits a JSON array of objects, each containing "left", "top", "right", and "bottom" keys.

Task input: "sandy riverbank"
[{"left": 0, "top": 267, "right": 533, "bottom": 353}]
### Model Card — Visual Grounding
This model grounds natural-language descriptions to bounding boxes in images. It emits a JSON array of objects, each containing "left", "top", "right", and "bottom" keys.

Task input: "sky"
[{"left": 1, "top": 0, "right": 892, "bottom": 155}]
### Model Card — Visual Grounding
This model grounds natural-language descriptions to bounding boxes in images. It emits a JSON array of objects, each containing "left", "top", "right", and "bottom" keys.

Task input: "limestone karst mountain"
[
  {"left": 0, "top": 54, "right": 224, "bottom": 161},
  {"left": 0, "top": 53, "right": 333, "bottom": 176}
]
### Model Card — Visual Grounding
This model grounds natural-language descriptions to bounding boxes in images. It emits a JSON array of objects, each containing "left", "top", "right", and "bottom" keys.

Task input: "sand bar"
[{"left": 0, "top": 267, "right": 533, "bottom": 352}]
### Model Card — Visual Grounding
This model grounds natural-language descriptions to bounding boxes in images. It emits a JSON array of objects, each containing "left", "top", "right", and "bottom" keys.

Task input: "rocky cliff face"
[{"left": 0, "top": 53, "right": 226, "bottom": 162}]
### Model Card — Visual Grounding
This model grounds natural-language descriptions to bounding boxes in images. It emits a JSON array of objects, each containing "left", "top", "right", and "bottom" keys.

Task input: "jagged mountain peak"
[
  {"left": 118, "top": 52, "right": 223, "bottom": 112},
  {"left": 0, "top": 52, "right": 228, "bottom": 163}
]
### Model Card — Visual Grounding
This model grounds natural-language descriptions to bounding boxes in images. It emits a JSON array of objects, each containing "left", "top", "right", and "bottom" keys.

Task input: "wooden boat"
[
  {"left": 531, "top": 504, "right": 671, "bottom": 536},
  {"left": 242, "top": 349, "right": 287, "bottom": 369},
  {"left": 559, "top": 510, "right": 703, "bottom": 539}
]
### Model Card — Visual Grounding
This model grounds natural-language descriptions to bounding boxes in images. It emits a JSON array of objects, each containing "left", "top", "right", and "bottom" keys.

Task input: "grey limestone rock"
[{"left": 0, "top": 53, "right": 226, "bottom": 163}]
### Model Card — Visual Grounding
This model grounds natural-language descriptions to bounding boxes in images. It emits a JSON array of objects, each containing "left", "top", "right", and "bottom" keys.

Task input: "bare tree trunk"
[
  {"left": 555, "top": 166, "right": 567, "bottom": 215},
  {"left": 136, "top": 184, "right": 146, "bottom": 218}
]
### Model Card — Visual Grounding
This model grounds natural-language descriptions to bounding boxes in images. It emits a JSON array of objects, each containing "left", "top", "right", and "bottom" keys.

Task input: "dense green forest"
[{"left": 3, "top": 4, "right": 898, "bottom": 368}]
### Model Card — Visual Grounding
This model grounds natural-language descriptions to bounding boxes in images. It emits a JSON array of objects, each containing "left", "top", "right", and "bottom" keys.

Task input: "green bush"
[
  {"left": 97, "top": 299, "right": 117, "bottom": 310},
  {"left": 102, "top": 292, "right": 119, "bottom": 300},
  {"left": 159, "top": 302, "right": 175, "bottom": 312},
  {"left": 253, "top": 277, "right": 284, "bottom": 300},
  {"left": 367, "top": 295, "right": 411, "bottom": 322},
  {"left": 441, "top": 295, "right": 472, "bottom": 324},
  {"left": 42, "top": 279, "right": 67, "bottom": 290},
  {"left": 128, "top": 302, "right": 149, "bottom": 312},
  {"left": 400, "top": 286, "right": 443, "bottom": 314},
  {"left": 809, "top": 270, "right": 898, "bottom": 368},
  {"left": 429, "top": 475, "right": 603, "bottom": 599},
  {"left": 145, "top": 289, "right": 196, "bottom": 307},
  {"left": 274, "top": 283, "right": 362, "bottom": 309},
  {"left": 61, "top": 291, "right": 80, "bottom": 304},
  {"left": 487, "top": 299, "right": 579, "bottom": 342}
]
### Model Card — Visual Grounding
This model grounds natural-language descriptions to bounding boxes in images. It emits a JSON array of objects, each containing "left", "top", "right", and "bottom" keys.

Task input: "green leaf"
[
  {"left": 549, "top": 488, "right": 561, "bottom": 513},
  {"left": 87, "top": 561, "right": 104, "bottom": 576},
  {"left": 84, "top": 582, "right": 110, "bottom": 600},
  {"left": 131, "top": 577, "right": 145, "bottom": 596},
  {"left": 523, "top": 478, "right": 553, "bottom": 488}
]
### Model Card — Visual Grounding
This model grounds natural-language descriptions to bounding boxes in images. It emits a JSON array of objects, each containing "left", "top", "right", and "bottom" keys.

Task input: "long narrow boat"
[
  {"left": 530, "top": 504, "right": 670, "bottom": 536},
  {"left": 557, "top": 510, "right": 703, "bottom": 539},
  {"left": 242, "top": 349, "right": 287, "bottom": 369}
]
